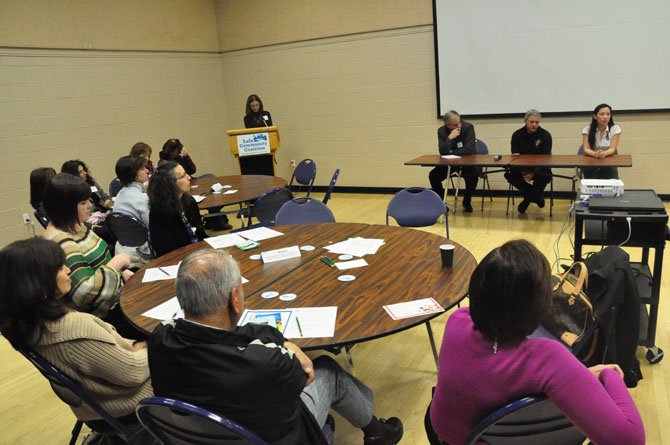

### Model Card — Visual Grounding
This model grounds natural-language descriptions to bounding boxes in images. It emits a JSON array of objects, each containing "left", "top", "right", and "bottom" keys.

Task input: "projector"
[{"left": 580, "top": 179, "right": 624, "bottom": 197}]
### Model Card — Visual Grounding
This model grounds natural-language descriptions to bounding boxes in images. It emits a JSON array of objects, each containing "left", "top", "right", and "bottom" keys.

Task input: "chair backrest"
[
  {"left": 136, "top": 397, "right": 268, "bottom": 445},
  {"left": 249, "top": 188, "right": 294, "bottom": 226},
  {"left": 475, "top": 139, "right": 489, "bottom": 155},
  {"left": 465, "top": 395, "right": 586, "bottom": 445},
  {"left": 386, "top": 187, "right": 448, "bottom": 237},
  {"left": 275, "top": 198, "right": 336, "bottom": 226},
  {"left": 106, "top": 212, "right": 150, "bottom": 248},
  {"left": 109, "top": 178, "right": 123, "bottom": 198},
  {"left": 322, "top": 168, "right": 340, "bottom": 205},
  {"left": 18, "top": 347, "right": 140, "bottom": 441},
  {"left": 289, "top": 159, "right": 317, "bottom": 196},
  {"left": 34, "top": 209, "right": 49, "bottom": 229}
]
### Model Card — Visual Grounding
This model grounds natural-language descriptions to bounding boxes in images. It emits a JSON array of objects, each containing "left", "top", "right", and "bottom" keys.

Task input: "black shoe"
[
  {"left": 518, "top": 199, "right": 530, "bottom": 213},
  {"left": 222, "top": 223, "right": 233, "bottom": 231},
  {"left": 463, "top": 201, "right": 473, "bottom": 213},
  {"left": 535, "top": 197, "right": 545, "bottom": 208},
  {"left": 364, "top": 417, "right": 404, "bottom": 445}
]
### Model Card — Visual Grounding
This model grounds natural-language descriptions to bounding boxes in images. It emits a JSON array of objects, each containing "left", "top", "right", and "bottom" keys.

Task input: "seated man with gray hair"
[
  {"left": 147, "top": 249, "right": 403, "bottom": 445},
  {"left": 504, "top": 109, "right": 553, "bottom": 213}
]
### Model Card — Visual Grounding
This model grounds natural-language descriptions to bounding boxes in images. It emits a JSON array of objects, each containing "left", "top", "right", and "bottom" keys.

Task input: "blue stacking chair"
[
  {"left": 386, "top": 187, "right": 449, "bottom": 239},
  {"left": 236, "top": 187, "right": 294, "bottom": 230},
  {"left": 465, "top": 394, "right": 585, "bottom": 445},
  {"left": 109, "top": 178, "right": 123, "bottom": 198},
  {"left": 19, "top": 347, "right": 146, "bottom": 445},
  {"left": 275, "top": 197, "right": 336, "bottom": 225},
  {"left": 322, "top": 168, "right": 340, "bottom": 205},
  {"left": 289, "top": 159, "right": 317, "bottom": 197}
]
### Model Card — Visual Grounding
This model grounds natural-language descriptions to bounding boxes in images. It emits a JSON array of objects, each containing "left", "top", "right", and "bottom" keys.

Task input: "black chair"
[
  {"left": 464, "top": 394, "right": 585, "bottom": 445},
  {"left": 322, "top": 168, "right": 340, "bottom": 205},
  {"left": 19, "top": 347, "right": 146, "bottom": 445},
  {"left": 33, "top": 209, "right": 49, "bottom": 229},
  {"left": 105, "top": 212, "right": 154, "bottom": 259},
  {"left": 275, "top": 198, "right": 336, "bottom": 225},
  {"left": 238, "top": 187, "right": 294, "bottom": 229},
  {"left": 446, "top": 139, "right": 490, "bottom": 210},
  {"left": 289, "top": 159, "right": 317, "bottom": 197}
]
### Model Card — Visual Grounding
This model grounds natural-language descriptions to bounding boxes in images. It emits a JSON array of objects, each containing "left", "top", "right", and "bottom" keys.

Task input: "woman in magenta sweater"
[{"left": 429, "top": 240, "right": 644, "bottom": 445}]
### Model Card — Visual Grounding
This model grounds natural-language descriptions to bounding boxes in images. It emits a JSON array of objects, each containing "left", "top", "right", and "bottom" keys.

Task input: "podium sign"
[{"left": 237, "top": 133, "right": 271, "bottom": 157}]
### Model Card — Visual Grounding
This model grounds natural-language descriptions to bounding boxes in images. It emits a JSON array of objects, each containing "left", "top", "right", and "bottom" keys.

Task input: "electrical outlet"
[
  {"left": 21, "top": 213, "right": 31, "bottom": 224},
  {"left": 290, "top": 159, "right": 296, "bottom": 168}
]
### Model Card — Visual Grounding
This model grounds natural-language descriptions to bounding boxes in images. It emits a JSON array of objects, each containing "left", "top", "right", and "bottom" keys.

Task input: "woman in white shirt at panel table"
[
  {"left": 112, "top": 155, "right": 152, "bottom": 266},
  {"left": 581, "top": 103, "right": 622, "bottom": 179}
]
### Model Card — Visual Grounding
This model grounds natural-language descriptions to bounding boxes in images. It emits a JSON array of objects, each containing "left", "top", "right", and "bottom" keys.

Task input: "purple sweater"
[{"left": 430, "top": 308, "right": 644, "bottom": 445}]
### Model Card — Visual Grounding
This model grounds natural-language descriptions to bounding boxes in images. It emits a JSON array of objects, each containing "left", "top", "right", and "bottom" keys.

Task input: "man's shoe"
[
  {"left": 364, "top": 417, "right": 404, "bottom": 445},
  {"left": 518, "top": 199, "right": 530, "bottom": 213},
  {"left": 463, "top": 201, "right": 474, "bottom": 213}
]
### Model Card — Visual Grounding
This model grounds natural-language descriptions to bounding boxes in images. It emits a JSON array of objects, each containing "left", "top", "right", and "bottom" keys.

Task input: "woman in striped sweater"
[
  {"left": 43, "top": 174, "right": 139, "bottom": 338},
  {"left": 0, "top": 237, "right": 152, "bottom": 438}
]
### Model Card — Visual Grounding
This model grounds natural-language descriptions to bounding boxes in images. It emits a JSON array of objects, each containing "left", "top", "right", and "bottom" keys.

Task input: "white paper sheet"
[
  {"left": 211, "top": 183, "right": 224, "bottom": 192},
  {"left": 383, "top": 298, "right": 445, "bottom": 320},
  {"left": 335, "top": 259, "right": 368, "bottom": 270},
  {"left": 142, "top": 296, "right": 184, "bottom": 320},
  {"left": 283, "top": 306, "right": 338, "bottom": 339},
  {"left": 441, "top": 155, "right": 461, "bottom": 159},
  {"left": 261, "top": 245, "right": 301, "bottom": 263},
  {"left": 192, "top": 194, "right": 206, "bottom": 203},
  {"left": 325, "top": 237, "right": 385, "bottom": 257},
  {"left": 204, "top": 233, "right": 247, "bottom": 249},
  {"left": 142, "top": 264, "right": 180, "bottom": 282},
  {"left": 223, "top": 189, "right": 238, "bottom": 195},
  {"left": 239, "top": 227, "right": 284, "bottom": 241}
]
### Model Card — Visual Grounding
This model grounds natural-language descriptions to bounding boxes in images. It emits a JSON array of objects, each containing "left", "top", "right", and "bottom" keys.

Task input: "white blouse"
[{"left": 582, "top": 123, "right": 622, "bottom": 150}]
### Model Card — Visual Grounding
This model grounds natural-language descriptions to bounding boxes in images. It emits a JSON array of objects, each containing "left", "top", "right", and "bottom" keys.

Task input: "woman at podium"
[{"left": 244, "top": 94, "right": 273, "bottom": 128}]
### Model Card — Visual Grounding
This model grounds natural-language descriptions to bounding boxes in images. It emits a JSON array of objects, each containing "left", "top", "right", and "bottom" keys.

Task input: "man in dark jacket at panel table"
[
  {"left": 429, "top": 110, "right": 478, "bottom": 212},
  {"left": 147, "top": 249, "right": 404, "bottom": 445},
  {"left": 504, "top": 109, "right": 553, "bottom": 213}
]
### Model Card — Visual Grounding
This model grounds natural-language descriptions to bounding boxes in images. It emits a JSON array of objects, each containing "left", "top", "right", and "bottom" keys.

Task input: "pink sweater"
[{"left": 430, "top": 308, "right": 644, "bottom": 445}]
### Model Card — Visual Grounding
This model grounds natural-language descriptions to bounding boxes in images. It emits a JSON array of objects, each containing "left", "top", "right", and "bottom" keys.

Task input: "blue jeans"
[{"left": 300, "top": 356, "right": 374, "bottom": 428}]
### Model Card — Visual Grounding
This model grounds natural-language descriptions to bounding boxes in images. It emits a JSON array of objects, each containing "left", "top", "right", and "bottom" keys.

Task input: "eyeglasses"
[{"left": 175, "top": 172, "right": 190, "bottom": 180}]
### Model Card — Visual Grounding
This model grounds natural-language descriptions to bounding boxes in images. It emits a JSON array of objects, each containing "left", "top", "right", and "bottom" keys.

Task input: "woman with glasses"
[
  {"left": 148, "top": 161, "right": 206, "bottom": 257},
  {"left": 42, "top": 174, "right": 133, "bottom": 325},
  {"left": 0, "top": 237, "right": 152, "bottom": 441}
]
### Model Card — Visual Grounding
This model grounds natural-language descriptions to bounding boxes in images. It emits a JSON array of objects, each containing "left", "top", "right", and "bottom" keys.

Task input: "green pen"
[
  {"left": 296, "top": 317, "right": 304, "bottom": 337},
  {"left": 320, "top": 257, "right": 335, "bottom": 267}
]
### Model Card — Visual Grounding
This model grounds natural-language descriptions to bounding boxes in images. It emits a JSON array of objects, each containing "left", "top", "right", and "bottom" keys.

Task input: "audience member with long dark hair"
[
  {"left": 43, "top": 173, "right": 132, "bottom": 319},
  {"left": 581, "top": 103, "right": 622, "bottom": 179},
  {"left": 29, "top": 167, "right": 57, "bottom": 227},
  {"left": 0, "top": 237, "right": 152, "bottom": 439},
  {"left": 427, "top": 240, "right": 644, "bottom": 445},
  {"left": 244, "top": 94, "right": 273, "bottom": 128},
  {"left": 147, "top": 161, "right": 206, "bottom": 257},
  {"left": 158, "top": 138, "right": 197, "bottom": 176},
  {"left": 61, "top": 159, "right": 114, "bottom": 212}
]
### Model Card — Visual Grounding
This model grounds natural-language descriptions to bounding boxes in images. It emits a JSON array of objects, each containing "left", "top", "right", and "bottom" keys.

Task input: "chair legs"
[{"left": 69, "top": 420, "right": 84, "bottom": 445}]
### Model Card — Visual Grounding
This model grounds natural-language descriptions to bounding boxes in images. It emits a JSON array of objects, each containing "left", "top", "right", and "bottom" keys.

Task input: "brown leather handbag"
[{"left": 542, "top": 262, "right": 596, "bottom": 347}]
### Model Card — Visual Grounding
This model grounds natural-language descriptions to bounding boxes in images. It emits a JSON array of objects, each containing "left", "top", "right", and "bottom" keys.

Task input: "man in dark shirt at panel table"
[
  {"left": 147, "top": 248, "right": 404, "bottom": 445},
  {"left": 505, "top": 109, "right": 553, "bottom": 213},
  {"left": 429, "top": 110, "right": 479, "bottom": 213}
]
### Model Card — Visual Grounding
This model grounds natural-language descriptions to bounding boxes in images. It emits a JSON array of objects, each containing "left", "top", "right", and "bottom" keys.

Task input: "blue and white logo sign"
[{"left": 238, "top": 133, "right": 271, "bottom": 157}]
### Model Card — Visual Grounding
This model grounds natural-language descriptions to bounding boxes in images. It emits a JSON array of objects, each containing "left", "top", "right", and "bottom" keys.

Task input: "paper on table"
[
  {"left": 223, "top": 189, "right": 238, "bottom": 195},
  {"left": 383, "top": 298, "right": 445, "bottom": 320},
  {"left": 142, "top": 264, "right": 180, "bottom": 283},
  {"left": 441, "top": 155, "right": 461, "bottom": 159},
  {"left": 261, "top": 245, "right": 301, "bottom": 263},
  {"left": 242, "top": 276, "right": 249, "bottom": 284},
  {"left": 204, "top": 233, "right": 247, "bottom": 249},
  {"left": 192, "top": 194, "right": 206, "bottom": 203},
  {"left": 142, "top": 296, "right": 184, "bottom": 320},
  {"left": 335, "top": 259, "right": 368, "bottom": 270},
  {"left": 325, "top": 238, "right": 385, "bottom": 257},
  {"left": 237, "top": 309, "right": 293, "bottom": 334},
  {"left": 283, "top": 306, "right": 338, "bottom": 339},
  {"left": 239, "top": 227, "right": 284, "bottom": 241},
  {"left": 211, "top": 183, "right": 224, "bottom": 192}
]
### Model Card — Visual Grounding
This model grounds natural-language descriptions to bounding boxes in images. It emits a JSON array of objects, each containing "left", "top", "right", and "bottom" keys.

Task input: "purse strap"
[{"left": 559, "top": 262, "right": 588, "bottom": 293}]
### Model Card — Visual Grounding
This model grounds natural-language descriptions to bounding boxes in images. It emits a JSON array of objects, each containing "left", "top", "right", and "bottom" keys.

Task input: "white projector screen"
[{"left": 434, "top": 0, "right": 670, "bottom": 116}]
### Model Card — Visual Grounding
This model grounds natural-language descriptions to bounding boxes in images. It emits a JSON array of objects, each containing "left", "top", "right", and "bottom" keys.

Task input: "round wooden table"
[
  {"left": 191, "top": 174, "right": 287, "bottom": 210},
  {"left": 120, "top": 223, "right": 477, "bottom": 350}
]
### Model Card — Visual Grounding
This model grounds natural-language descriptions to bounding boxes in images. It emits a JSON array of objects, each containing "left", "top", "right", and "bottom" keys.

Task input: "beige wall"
[
  {"left": 215, "top": 0, "right": 433, "bottom": 51},
  {"left": 0, "top": 0, "right": 219, "bottom": 51}
]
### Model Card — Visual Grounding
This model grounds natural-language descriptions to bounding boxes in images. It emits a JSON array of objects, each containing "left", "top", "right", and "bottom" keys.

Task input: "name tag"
[
  {"left": 457, "top": 142, "right": 463, "bottom": 148},
  {"left": 90, "top": 186, "right": 98, "bottom": 193}
]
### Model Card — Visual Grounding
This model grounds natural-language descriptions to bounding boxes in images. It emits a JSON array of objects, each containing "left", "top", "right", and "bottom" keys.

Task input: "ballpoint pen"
[
  {"left": 296, "top": 317, "right": 304, "bottom": 337},
  {"left": 159, "top": 267, "right": 170, "bottom": 276},
  {"left": 320, "top": 257, "right": 335, "bottom": 267}
]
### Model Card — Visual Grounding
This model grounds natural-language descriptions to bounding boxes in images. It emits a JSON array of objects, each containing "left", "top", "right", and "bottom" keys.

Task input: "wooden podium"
[{"left": 227, "top": 126, "right": 280, "bottom": 176}]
